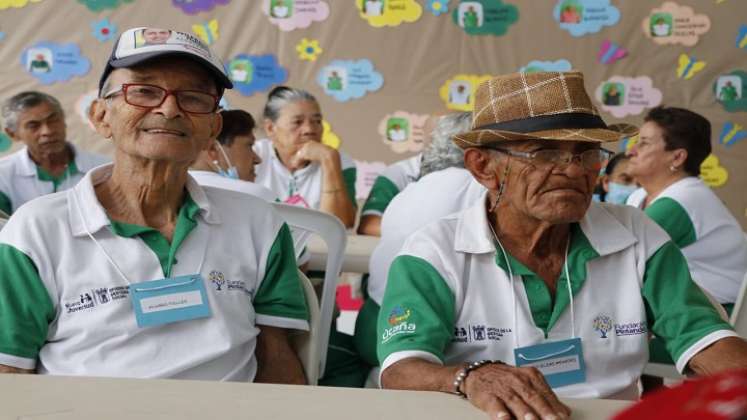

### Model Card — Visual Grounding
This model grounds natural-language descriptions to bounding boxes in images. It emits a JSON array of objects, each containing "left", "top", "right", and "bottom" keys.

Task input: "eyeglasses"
[
  {"left": 489, "top": 147, "right": 614, "bottom": 171},
  {"left": 103, "top": 83, "right": 219, "bottom": 114}
]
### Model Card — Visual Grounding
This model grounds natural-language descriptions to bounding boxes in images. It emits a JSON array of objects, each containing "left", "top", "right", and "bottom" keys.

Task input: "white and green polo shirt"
[
  {"left": 377, "top": 195, "right": 735, "bottom": 399},
  {"left": 627, "top": 177, "right": 747, "bottom": 304},
  {"left": 0, "top": 164, "right": 308, "bottom": 381},
  {"left": 0, "top": 145, "right": 110, "bottom": 215},
  {"left": 360, "top": 154, "right": 421, "bottom": 217},
  {"left": 253, "top": 138, "right": 357, "bottom": 210}
]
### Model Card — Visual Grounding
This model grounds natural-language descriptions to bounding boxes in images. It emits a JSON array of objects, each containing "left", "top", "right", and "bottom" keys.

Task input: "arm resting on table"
[{"left": 254, "top": 325, "right": 306, "bottom": 385}]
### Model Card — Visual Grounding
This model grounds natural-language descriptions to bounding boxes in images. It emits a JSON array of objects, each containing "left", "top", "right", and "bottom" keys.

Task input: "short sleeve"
[
  {"left": 361, "top": 176, "right": 400, "bottom": 216},
  {"left": 645, "top": 197, "right": 697, "bottom": 248}
]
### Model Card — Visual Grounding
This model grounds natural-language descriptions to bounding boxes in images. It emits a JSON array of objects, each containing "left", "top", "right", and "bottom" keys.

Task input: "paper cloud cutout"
[
  {"left": 355, "top": 160, "right": 387, "bottom": 200},
  {"left": 75, "top": 90, "right": 98, "bottom": 131},
  {"left": 264, "top": 0, "right": 329, "bottom": 31},
  {"left": 76, "top": 0, "right": 132, "bottom": 12},
  {"left": 714, "top": 70, "right": 747, "bottom": 112},
  {"left": 21, "top": 42, "right": 90, "bottom": 85},
  {"left": 0, "top": 133, "right": 11, "bottom": 152},
  {"left": 317, "top": 59, "right": 383, "bottom": 102},
  {"left": 439, "top": 74, "right": 491, "bottom": 111},
  {"left": 598, "top": 40, "right": 627, "bottom": 64},
  {"left": 699, "top": 154, "right": 728, "bottom": 187},
  {"left": 322, "top": 120, "right": 341, "bottom": 149},
  {"left": 0, "top": 0, "right": 43, "bottom": 9},
  {"left": 193, "top": 19, "right": 219, "bottom": 46},
  {"left": 378, "top": 111, "right": 431, "bottom": 154},
  {"left": 719, "top": 122, "right": 747, "bottom": 148},
  {"left": 520, "top": 59, "right": 572, "bottom": 73},
  {"left": 676, "top": 54, "right": 706, "bottom": 80},
  {"left": 451, "top": 0, "right": 518, "bottom": 36},
  {"left": 172, "top": 0, "right": 229, "bottom": 14},
  {"left": 228, "top": 54, "right": 288, "bottom": 97},
  {"left": 357, "top": 0, "right": 422, "bottom": 28},
  {"left": 595, "top": 76, "right": 662, "bottom": 118},
  {"left": 642, "top": 2, "right": 710, "bottom": 47},
  {"left": 91, "top": 18, "right": 117, "bottom": 43},
  {"left": 553, "top": 0, "right": 620, "bottom": 37}
]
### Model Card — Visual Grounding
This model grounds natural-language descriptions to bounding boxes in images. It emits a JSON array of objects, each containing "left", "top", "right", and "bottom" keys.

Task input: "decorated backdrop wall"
[{"left": 0, "top": 0, "right": 745, "bottom": 228}]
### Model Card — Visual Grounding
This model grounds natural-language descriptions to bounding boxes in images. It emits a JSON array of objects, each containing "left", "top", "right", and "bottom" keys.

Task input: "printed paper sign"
[
  {"left": 172, "top": 0, "right": 229, "bottom": 14},
  {"left": 355, "top": 160, "right": 387, "bottom": 200},
  {"left": 642, "top": 2, "right": 710, "bottom": 47},
  {"left": 598, "top": 40, "right": 627, "bottom": 64},
  {"left": 719, "top": 122, "right": 746, "bottom": 148},
  {"left": 317, "top": 59, "right": 383, "bottom": 102},
  {"left": 439, "top": 74, "right": 491, "bottom": 111},
  {"left": 700, "top": 154, "right": 728, "bottom": 187},
  {"left": 264, "top": 0, "right": 330, "bottom": 31},
  {"left": 714, "top": 70, "right": 747, "bottom": 112},
  {"left": 553, "top": 0, "right": 620, "bottom": 37},
  {"left": 228, "top": 54, "right": 288, "bottom": 97},
  {"left": 77, "top": 0, "right": 132, "bottom": 11},
  {"left": 451, "top": 0, "right": 518, "bottom": 36},
  {"left": 378, "top": 111, "right": 431, "bottom": 154},
  {"left": 595, "top": 76, "right": 662, "bottom": 118},
  {"left": 357, "top": 0, "right": 422, "bottom": 28},
  {"left": 21, "top": 42, "right": 90, "bottom": 85},
  {"left": 519, "top": 59, "right": 572, "bottom": 73}
]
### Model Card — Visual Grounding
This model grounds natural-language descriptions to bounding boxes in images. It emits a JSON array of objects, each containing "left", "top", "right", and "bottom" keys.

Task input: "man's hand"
[
  {"left": 290, "top": 141, "right": 336, "bottom": 168},
  {"left": 463, "top": 363, "right": 571, "bottom": 420},
  {"left": 688, "top": 336, "right": 747, "bottom": 376}
]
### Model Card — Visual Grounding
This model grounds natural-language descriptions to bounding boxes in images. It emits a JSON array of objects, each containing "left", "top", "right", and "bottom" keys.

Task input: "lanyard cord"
[
  {"left": 488, "top": 222, "right": 575, "bottom": 348},
  {"left": 72, "top": 188, "right": 210, "bottom": 284}
]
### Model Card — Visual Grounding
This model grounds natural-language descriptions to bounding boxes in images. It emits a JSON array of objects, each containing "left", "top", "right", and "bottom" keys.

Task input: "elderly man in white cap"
[
  {"left": 377, "top": 71, "right": 747, "bottom": 419},
  {"left": 0, "top": 27, "right": 309, "bottom": 384}
]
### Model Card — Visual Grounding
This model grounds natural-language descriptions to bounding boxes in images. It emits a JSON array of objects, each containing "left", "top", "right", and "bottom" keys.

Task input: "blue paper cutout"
[
  {"left": 228, "top": 54, "right": 288, "bottom": 97},
  {"left": 21, "top": 42, "right": 90, "bottom": 85},
  {"left": 598, "top": 40, "right": 627, "bottom": 64},
  {"left": 737, "top": 24, "right": 747, "bottom": 50},
  {"left": 316, "top": 59, "right": 383, "bottom": 102},
  {"left": 91, "top": 18, "right": 117, "bottom": 42},
  {"left": 553, "top": 0, "right": 620, "bottom": 37},
  {"left": 519, "top": 59, "right": 572, "bottom": 73},
  {"left": 426, "top": 0, "right": 450, "bottom": 16},
  {"left": 719, "top": 122, "right": 747, "bottom": 147}
]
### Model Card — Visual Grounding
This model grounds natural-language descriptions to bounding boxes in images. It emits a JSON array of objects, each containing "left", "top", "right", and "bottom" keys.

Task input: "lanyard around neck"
[{"left": 488, "top": 223, "right": 576, "bottom": 348}]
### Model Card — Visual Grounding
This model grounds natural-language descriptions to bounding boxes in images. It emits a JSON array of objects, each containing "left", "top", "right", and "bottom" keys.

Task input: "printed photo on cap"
[{"left": 135, "top": 28, "right": 174, "bottom": 48}]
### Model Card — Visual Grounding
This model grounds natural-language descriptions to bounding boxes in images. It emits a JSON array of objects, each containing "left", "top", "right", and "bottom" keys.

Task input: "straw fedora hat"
[{"left": 453, "top": 71, "right": 637, "bottom": 148}]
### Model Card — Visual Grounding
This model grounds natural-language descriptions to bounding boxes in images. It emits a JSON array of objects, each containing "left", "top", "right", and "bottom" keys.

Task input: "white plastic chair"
[
  {"left": 271, "top": 202, "right": 347, "bottom": 384},
  {"left": 288, "top": 270, "right": 322, "bottom": 384}
]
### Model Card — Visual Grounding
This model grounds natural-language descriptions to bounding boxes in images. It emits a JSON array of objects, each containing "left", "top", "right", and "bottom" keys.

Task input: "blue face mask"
[{"left": 606, "top": 182, "right": 637, "bottom": 204}]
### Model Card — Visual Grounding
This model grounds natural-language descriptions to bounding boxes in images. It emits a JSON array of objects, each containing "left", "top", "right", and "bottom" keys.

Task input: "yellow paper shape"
[
  {"left": 322, "top": 120, "right": 340, "bottom": 149},
  {"left": 676, "top": 54, "right": 706, "bottom": 80},
  {"left": 192, "top": 19, "right": 219, "bottom": 45},
  {"left": 439, "top": 74, "right": 492, "bottom": 111},
  {"left": 356, "top": 0, "right": 422, "bottom": 28},
  {"left": 0, "top": 0, "right": 43, "bottom": 9},
  {"left": 699, "top": 154, "right": 728, "bottom": 187}
]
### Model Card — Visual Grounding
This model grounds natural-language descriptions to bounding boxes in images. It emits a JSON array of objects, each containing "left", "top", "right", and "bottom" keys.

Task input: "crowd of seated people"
[{"left": 1, "top": 25, "right": 746, "bottom": 420}]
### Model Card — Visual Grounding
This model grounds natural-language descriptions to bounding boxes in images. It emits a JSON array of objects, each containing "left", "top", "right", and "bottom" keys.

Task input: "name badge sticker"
[
  {"left": 130, "top": 274, "right": 212, "bottom": 328},
  {"left": 513, "top": 337, "right": 586, "bottom": 388}
]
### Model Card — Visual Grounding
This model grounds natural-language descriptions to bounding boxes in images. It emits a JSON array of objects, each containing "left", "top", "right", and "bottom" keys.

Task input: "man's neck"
[
  {"left": 639, "top": 172, "right": 688, "bottom": 207},
  {"left": 29, "top": 145, "right": 72, "bottom": 177},
  {"left": 95, "top": 152, "right": 189, "bottom": 239}
]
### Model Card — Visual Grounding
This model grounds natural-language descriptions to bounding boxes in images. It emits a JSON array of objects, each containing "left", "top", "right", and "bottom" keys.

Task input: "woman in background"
[{"left": 598, "top": 152, "right": 637, "bottom": 204}]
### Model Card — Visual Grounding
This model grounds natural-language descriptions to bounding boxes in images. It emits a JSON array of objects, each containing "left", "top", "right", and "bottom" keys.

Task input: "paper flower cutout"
[
  {"left": 519, "top": 59, "right": 572, "bottom": 73},
  {"left": 76, "top": 0, "right": 132, "bottom": 12},
  {"left": 322, "top": 120, "right": 340, "bottom": 149},
  {"left": 0, "top": 132, "right": 11, "bottom": 152},
  {"left": 595, "top": 76, "right": 663, "bottom": 118},
  {"left": 451, "top": 0, "right": 518, "bottom": 37},
  {"left": 378, "top": 111, "right": 431, "bottom": 153},
  {"left": 21, "top": 42, "right": 91, "bottom": 85},
  {"left": 553, "top": 0, "right": 620, "bottom": 37},
  {"left": 358, "top": 0, "right": 423, "bottom": 28},
  {"left": 91, "top": 18, "right": 117, "bottom": 43},
  {"left": 193, "top": 19, "right": 219, "bottom": 46},
  {"left": 719, "top": 122, "right": 747, "bottom": 148},
  {"left": 598, "top": 40, "right": 627, "bottom": 64},
  {"left": 699, "top": 154, "right": 728, "bottom": 188},
  {"left": 172, "top": 0, "right": 229, "bottom": 15},
  {"left": 317, "top": 59, "right": 384, "bottom": 102},
  {"left": 0, "top": 0, "right": 43, "bottom": 9},
  {"left": 296, "top": 38, "right": 322, "bottom": 62},
  {"left": 228, "top": 54, "right": 288, "bottom": 97},
  {"left": 427, "top": 0, "right": 449, "bottom": 16},
  {"left": 714, "top": 70, "right": 747, "bottom": 112},
  {"left": 676, "top": 54, "right": 706, "bottom": 80},
  {"left": 642, "top": 2, "right": 710, "bottom": 47},
  {"left": 264, "top": 0, "right": 330, "bottom": 31}
]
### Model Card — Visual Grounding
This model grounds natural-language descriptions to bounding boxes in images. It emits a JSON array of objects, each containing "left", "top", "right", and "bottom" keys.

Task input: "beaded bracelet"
[{"left": 452, "top": 359, "right": 499, "bottom": 398}]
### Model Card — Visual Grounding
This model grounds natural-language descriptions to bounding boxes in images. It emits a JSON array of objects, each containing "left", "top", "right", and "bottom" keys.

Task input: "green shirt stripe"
[
  {"left": 254, "top": 223, "right": 309, "bottom": 321},
  {"left": 0, "top": 244, "right": 55, "bottom": 359},
  {"left": 361, "top": 176, "right": 400, "bottom": 214},
  {"left": 342, "top": 167, "right": 357, "bottom": 207},
  {"left": 0, "top": 190, "right": 11, "bottom": 216},
  {"left": 36, "top": 160, "right": 80, "bottom": 192},
  {"left": 645, "top": 197, "right": 697, "bottom": 248}
]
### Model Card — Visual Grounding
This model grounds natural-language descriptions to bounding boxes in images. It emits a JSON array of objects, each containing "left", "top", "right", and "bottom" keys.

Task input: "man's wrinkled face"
[{"left": 7, "top": 101, "right": 68, "bottom": 159}]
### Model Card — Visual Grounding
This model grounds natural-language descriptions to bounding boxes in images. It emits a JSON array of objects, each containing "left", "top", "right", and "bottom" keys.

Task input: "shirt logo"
[
  {"left": 387, "top": 305, "right": 411, "bottom": 326},
  {"left": 94, "top": 288, "right": 110, "bottom": 304},
  {"left": 593, "top": 314, "right": 613, "bottom": 339},
  {"left": 472, "top": 325, "right": 486, "bottom": 341},
  {"left": 614, "top": 321, "right": 647, "bottom": 337},
  {"left": 381, "top": 305, "right": 416, "bottom": 344},
  {"left": 452, "top": 324, "right": 512, "bottom": 343},
  {"left": 209, "top": 270, "right": 226, "bottom": 291}
]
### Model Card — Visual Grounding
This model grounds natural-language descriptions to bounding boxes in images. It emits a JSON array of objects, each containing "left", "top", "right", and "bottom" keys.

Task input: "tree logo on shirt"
[
  {"left": 593, "top": 314, "right": 613, "bottom": 338},
  {"left": 209, "top": 270, "right": 226, "bottom": 291}
]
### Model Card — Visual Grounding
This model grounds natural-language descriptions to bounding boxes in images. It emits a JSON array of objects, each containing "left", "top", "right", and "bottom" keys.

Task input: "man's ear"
[
  {"left": 88, "top": 99, "right": 113, "bottom": 139},
  {"left": 464, "top": 148, "right": 501, "bottom": 190},
  {"left": 4, "top": 127, "right": 19, "bottom": 142},
  {"left": 263, "top": 118, "right": 276, "bottom": 139},
  {"left": 205, "top": 139, "right": 221, "bottom": 161},
  {"left": 204, "top": 112, "right": 223, "bottom": 152}
]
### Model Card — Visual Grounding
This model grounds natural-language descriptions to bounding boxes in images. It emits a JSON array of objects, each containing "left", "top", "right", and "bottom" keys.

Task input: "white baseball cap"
[{"left": 98, "top": 27, "right": 233, "bottom": 93}]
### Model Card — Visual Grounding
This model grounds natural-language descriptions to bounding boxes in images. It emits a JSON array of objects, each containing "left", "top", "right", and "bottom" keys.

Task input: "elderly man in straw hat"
[{"left": 376, "top": 71, "right": 747, "bottom": 419}]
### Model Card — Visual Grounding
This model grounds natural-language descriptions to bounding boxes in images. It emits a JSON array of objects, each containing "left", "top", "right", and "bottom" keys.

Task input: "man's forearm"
[
  {"left": 688, "top": 336, "right": 747, "bottom": 375},
  {"left": 357, "top": 215, "right": 381, "bottom": 236},
  {"left": 254, "top": 325, "right": 306, "bottom": 385},
  {"left": 381, "top": 358, "right": 462, "bottom": 392},
  {"left": 0, "top": 364, "right": 34, "bottom": 374}
]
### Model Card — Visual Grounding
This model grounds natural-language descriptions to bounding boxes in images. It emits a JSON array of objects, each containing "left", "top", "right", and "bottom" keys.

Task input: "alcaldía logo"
[
  {"left": 209, "top": 270, "right": 226, "bottom": 291},
  {"left": 593, "top": 314, "right": 613, "bottom": 338}
]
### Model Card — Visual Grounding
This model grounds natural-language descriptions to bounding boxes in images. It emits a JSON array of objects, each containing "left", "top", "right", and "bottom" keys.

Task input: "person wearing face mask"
[
  {"left": 190, "top": 109, "right": 276, "bottom": 202},
  {"left": 254, "top": 86, "right": 357, "bottom": 227},
  {"left": 599, "top": 153, "right": 637, "bottom": 204}
]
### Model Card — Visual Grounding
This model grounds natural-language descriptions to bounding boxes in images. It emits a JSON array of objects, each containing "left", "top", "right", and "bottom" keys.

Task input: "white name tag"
[
  {"left": 522, "top": 354, "right": 581, "bottom": 375},
  {"left": 140, "top": 290, "right": 204, "bottom": 314}
]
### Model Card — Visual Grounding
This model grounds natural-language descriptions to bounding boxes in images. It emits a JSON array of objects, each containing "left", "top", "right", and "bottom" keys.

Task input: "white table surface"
[
  {"left": 1, "top": 374, "right": 632, "bottom": 420},
  {"left": 307, "top": 233, "right": 379, "bottom": 273}
]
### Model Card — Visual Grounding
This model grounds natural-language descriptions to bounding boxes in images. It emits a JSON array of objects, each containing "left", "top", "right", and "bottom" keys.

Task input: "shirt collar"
[
  {"left": 17, "top": 144, "right": 82, "bottom": 178},
  {"left": 69, "top": 164, "right": 220, "bottom": 237},
  {"left": 454, "top": 192, "right": 637, "bottom": 258}
]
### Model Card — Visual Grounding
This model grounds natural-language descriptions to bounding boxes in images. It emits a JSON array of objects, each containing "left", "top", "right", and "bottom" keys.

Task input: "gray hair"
[
  {"left": 419, "top": 112, "right": 472, "bottom": 178},
  {"left": 262, "top": 86, "right": 318, "bottom": 122},
  {"left": 2, "top": 91, "right": 64, "bottom": 132}
]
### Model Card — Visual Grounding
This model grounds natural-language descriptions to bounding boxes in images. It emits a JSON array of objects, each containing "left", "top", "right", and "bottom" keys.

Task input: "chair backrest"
[
  {"left": 730, "top": 270, "right": 747, "bottom": 337},
  {"left": 288, "top": 270, "right": 321, "bottom": 384},
  {"left": 271, "top": 202, "right": 347, "bottom": 378}
]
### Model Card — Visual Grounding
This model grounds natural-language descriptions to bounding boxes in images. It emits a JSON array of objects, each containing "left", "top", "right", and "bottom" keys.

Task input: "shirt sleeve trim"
[
  {"left": 0, "top": 352, "right": 36, "bottom": 370},
  {"left": 674, "top": 329, "right": 739, "bottom": 373},
  {"left": 379, "top": 350, "right": 442, "bottom": 386},
  {"left": 255, "top": 314, "right": 310, "bottom": 331}
]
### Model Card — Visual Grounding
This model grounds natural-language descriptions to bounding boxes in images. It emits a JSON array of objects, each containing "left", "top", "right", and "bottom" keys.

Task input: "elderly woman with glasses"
[{"left": 376, "top": 72, "right": 747, "bottom": 420}]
